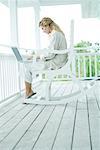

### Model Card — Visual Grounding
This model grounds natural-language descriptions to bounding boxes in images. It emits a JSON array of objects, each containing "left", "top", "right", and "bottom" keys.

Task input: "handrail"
[
  {"left": 74, "top": 46, "right": 100, "bottom": 50},
  {"left": 0, "top": 44, "right": 35, "bottom": 51},
  {"left": 76, "top": 52, "right": 100, "bottom": 56},
  {"left": 0, "top": 43, "right": 100, "bottom": 53}
]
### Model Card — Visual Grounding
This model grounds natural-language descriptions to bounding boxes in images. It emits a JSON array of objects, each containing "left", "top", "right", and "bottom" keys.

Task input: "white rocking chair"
[{"left": 23, "top": 48, "right": 87, "bottom": 105}]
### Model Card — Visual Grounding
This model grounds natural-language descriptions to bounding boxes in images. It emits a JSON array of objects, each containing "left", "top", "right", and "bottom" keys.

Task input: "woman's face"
[{"left": 41, "top": 26, "right": 52, "bottom": 34}]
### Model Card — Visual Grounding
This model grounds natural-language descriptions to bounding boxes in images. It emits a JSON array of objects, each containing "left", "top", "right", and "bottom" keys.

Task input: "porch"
[
  {"left": 0, "top": 81, "right": 100, "bottom": 150},
  {"left": 0, "top": 0, "right": 100, "bottom": 149}
]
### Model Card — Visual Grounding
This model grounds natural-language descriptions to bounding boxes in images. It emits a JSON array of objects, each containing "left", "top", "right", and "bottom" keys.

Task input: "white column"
[
  {"left": 8, "top": 0, "right": 19, "bottom": 46},
  {"left": 70, "top": 20, "right": 76, "bottom": 76},
  {"left": 33, "top": 0, "right": 40, "bottom": 49},
  {"left": 8, "top": 0, "right": 21, "bottom": 96}
]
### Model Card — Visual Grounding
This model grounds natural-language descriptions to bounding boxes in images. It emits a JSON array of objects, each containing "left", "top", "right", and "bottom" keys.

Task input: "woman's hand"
[{"left": 27, "top": 55, "right": 33, "bottom": 60}]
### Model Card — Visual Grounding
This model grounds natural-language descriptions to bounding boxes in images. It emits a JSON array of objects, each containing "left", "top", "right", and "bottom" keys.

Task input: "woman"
[{"left": 25, "top": 17, "right": 68, "bottom": 99}]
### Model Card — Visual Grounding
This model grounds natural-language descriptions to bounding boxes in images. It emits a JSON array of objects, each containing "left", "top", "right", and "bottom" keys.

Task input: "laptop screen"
[{"left": 12, "top": 47, "right": 23, "bottom": 62}]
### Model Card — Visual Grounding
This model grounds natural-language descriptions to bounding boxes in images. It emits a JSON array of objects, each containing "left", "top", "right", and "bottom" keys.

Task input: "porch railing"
[
  {"left": 76, "top": 52, "right": 100, "bottom": 79},
  {"left": 55, "top": 51, "right": 100, "bottom": 80},
  {"left": 0, "top": 48, "right": 24, "bottom": 103},
  {"left": 0, "top": 45, "right": 100, "bottom": 103}
]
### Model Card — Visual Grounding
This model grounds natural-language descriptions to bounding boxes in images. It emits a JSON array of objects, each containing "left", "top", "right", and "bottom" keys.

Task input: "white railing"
[
  {"left": 53, "top": 50, "right": 100, "bottom": 80},
  {"left": 0, "top": 45, "right": 100, "bottom": 103},
  {"left": 75, "top": 52, "right": 100, "bottom": 79},
  {"left": 0, "top": 50, "right": 24, "bottom": 103}
]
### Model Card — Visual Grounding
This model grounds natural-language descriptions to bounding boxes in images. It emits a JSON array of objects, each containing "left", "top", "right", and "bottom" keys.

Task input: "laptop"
[{"left": 12, "top": 47, "right": 33, "bottom": 63}]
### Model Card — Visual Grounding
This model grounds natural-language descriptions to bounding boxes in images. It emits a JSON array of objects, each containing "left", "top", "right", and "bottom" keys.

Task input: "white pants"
[
  {"left": 24, "top": 60, "right": 45, "bottom": 83},
  {"left": 24, "top": 58, "right": 61, "bottom": 84}
]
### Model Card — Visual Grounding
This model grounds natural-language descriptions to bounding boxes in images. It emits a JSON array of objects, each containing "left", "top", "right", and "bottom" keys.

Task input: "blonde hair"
[{"left": 39, "top": 17, "right": 64, "bottom": 35}]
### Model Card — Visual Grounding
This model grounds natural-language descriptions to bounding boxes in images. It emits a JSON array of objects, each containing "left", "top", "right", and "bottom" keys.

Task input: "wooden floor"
[{"left": 0, "top": 81, "right": 100, "bottom": 150}]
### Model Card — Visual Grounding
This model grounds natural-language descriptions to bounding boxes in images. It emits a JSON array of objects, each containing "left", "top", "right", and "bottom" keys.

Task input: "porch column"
[
  {"left": 8, "top": 0, "right": 19, "bottom": 46},
  {"left": 8, "top": 0, "right": 21, "bottom": 96},
  {"left": 33, "top": 0, "right": 40, "bottom": 49},
  {"left": 70, "top": 20, "right": 76, "bottom": 77}
]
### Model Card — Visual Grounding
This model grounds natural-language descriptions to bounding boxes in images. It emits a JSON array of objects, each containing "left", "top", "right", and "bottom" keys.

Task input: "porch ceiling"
[
  {"left": 0, "top": 0, "right": 100, "bottom": 18},
  {"left": 0, "top": 0, "right": 81, "bottom": 7}
]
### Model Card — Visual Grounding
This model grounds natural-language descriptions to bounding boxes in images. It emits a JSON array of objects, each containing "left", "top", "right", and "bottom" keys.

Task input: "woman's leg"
[
  {"left": 24, "top": 61, "right": 44, "bottom": 98},
  {"left": 24, "top": 63, "right": 35, "bottom": 98},
  {"left": 25, "top": 81, "right": 33, "bottom": 97}
]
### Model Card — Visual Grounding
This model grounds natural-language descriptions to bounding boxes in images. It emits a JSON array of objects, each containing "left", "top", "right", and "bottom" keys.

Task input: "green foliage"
[
  {"left": 75, "top": 41, "right": 100, "bottom": 77},
  {"left": 74, "top": 40, "right": 91, "bottom": 48},
  {"left": 74, "top": 40, "right": 92, "bottom": 53}
]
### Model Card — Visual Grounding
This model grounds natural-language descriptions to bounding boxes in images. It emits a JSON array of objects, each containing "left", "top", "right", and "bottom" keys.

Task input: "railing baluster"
[
  {"left": 95, "top": 55, "right": 97, "bottom": 77},
  {"left": 0, "top": 54, "right": 24, "bottom": 103},
  {"left": 83, "top": 56, "right": 86, "bottom": 78},
  {"left": 89, "top": 55, "right": 92, "bottom": 78},
  {"left": 78, "top": 55, "right": 80, "bottom": 78}
]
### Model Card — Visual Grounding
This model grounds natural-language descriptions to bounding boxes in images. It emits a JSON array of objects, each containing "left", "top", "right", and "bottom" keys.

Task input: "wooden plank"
[
  {"left": 0, "top": 103, "right": 27, "bottom": 128},
  {"left": 0, "top": 104, "right": 36, "bottom": 143},
  {"left": 0, "top": 105, "right": 44, "bottom": 150},
  {"left": 0, "top": 98, "right": 21, "bottom": 117},
  {"left": 28, "top": 83, "right": 70, "bottom": 149},
  {"left": 31, "top": 106, "right": 66, "bottom": 150},
  {"left": 72, "top": 100, "right": 91, "bottom": 150},
  {"left": 62, "top": 81, "right": 73, "bottom": 96},
  {"left": 87, "top": 93, "right": 100, "bottom": 150},
  {"left": 51, "top": 101, "right": 77, "bottom": 150},
  {"left": 13, "top": 106, "right": 55, "bottom": 150},
  {"left": 51, "top": 81, "right": 67, "bottom": 97},
  {"left": 0, "top": 81, "right": 98, "bottom": 150},
  {"left": 50, "top": 81, "right": 73, "bottom": 97},
  {"left": 93, "top": 82, "right": 100, "bottom": 106}
]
